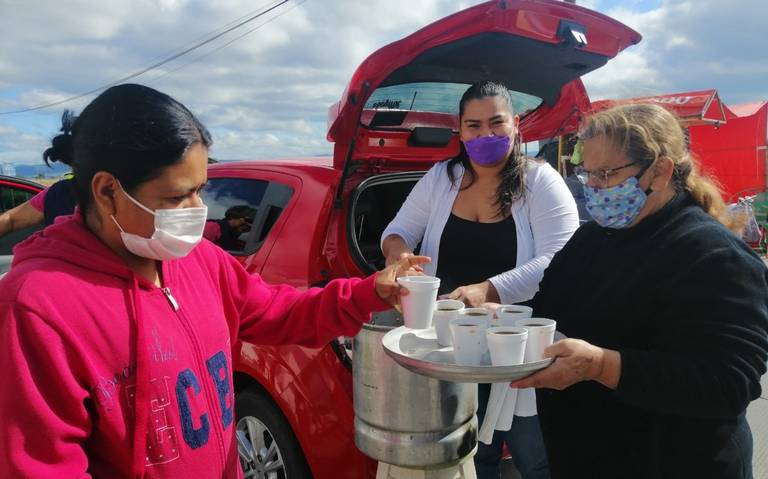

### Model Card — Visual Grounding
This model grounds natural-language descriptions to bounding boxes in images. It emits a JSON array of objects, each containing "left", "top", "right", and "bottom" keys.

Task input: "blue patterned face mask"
[{"left": 584, "top": 176, "right": 651, "bottom": 228}]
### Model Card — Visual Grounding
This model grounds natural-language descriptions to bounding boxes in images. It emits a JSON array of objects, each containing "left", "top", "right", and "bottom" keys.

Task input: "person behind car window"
[
  {"left": 0, "top": 112, "right": 79, "bottom": 238},
  {"left": 203, "top": 205, "right": 256, "bottom": 250},
  {"left": 382, "top": 81, "right": 579, "bottom": 479},
  {"left": 511, "top": 103, "right": 768, "bottom": 479},
  {"left": 563, "top": 160, "right": 590, "bottom": 223},
  {"left": 0, "top": 83, "right": 429, "bottom": 479}
]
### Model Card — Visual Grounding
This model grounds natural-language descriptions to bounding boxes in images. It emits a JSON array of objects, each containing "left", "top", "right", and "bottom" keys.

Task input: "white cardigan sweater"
[{"left": 381, "top": 160, "right": 579, "bottom": 304}]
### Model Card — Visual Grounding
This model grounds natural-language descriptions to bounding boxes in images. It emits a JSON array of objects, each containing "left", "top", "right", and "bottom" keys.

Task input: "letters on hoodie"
[{"left": 94, "top": 348, "right": 232, "bottom": 465}]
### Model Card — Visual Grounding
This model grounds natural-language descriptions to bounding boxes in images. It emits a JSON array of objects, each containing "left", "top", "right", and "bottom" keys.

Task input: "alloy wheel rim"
[{"left": 237, "top": 416, "right": 286, "bottom": 479}]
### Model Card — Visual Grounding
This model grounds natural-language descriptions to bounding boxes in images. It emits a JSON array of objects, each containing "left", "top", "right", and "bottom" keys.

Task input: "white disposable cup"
[
  {"left": 449, "top": 317, "right": 489, "bottom": 366},
  {"left": 496, "top": 305, "right": 533, "bottom": 326},
  {"left": 486, "top": 327, "right": 528, "bottom": 432},
  {"left": 459, "top": 308, "right": 492, "bottom": 324},
  {"left": 397, "top": 276, "right": 440, "bottom": 329},
  {"left": 486, "top": 326, "right": 528, "bottom": 366},
  {"left": 514, "top": 318, "right": 557, "bottom": 362},
  {"left": 433, "top": 299, "right": 465, "bottom": 346}
]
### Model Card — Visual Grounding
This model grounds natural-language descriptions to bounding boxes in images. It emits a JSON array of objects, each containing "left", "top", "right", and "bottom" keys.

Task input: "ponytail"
[{"left": 681, "top": 158, "right": 745, "bottom": 233}]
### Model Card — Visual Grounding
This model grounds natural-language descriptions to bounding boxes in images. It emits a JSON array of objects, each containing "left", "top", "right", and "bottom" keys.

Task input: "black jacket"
[{"left": 532, "top": 193, "right": 768, "bottom": 479}]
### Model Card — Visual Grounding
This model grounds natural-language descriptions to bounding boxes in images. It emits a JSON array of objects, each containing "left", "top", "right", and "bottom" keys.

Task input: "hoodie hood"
[
  {"left": 12, "top": 212, "right": 159, "bottom": 478},
  {"left": 12, "top": 211, "right": 175, "bottom": 290}
]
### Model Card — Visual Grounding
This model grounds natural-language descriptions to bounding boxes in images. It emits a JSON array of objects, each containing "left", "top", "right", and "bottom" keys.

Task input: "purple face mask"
[{"left": 463, "top": 135, "right": 511, "bottom": 166}]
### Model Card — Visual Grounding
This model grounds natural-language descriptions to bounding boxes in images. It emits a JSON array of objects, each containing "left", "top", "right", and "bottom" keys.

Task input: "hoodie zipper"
[
  {"left": 162, "top": 286, "right": 227, "bottom": 476},
  {"left": 161, "top": 287, "right": 179, "bottom": 311}
]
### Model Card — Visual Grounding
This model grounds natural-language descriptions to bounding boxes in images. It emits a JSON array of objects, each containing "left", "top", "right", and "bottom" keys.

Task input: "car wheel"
[{"left": 235, "top": 388, "right": 313, "bottom": 479}]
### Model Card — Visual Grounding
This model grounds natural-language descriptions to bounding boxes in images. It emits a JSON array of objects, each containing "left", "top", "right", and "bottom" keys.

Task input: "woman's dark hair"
[
  {"left": 45, "top": 84, "right": 212, "bottom": 210},
  {"left": 42, "top": 110, "right": 78, "bottom": 167},
  {"left": 225, "top": 205, "right": 256, "bottom": 221},
  {"left": 447, "top": 81, "right": 527, "bottom": 216}
]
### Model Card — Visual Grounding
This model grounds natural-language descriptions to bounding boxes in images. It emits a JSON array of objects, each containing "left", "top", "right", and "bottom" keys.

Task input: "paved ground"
[{"left": 500, "top": 373, "right": 768, "bottom": 478}]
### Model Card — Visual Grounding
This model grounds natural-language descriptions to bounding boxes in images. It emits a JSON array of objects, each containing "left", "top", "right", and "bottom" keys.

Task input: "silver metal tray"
[{"left": 382, "top": 326, "right": 559, "bottom": 383}]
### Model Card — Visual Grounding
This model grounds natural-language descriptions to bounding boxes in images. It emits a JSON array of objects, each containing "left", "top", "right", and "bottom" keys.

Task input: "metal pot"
[{"left": 353, "top": 310, "right": 477, "bottom": 468}]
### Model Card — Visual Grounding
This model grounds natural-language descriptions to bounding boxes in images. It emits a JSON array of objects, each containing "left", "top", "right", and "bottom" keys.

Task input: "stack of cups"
[
  {"left": 396, "top": 276, "right": 441, "bottom": 329},
  {"left": 478, "top": 326, "right": 528, "bottom": 444},
  {"left": 489, "top": 317, "right": 558, "bottom": 438},
  {"left": 449, "top": 308, "right": 492, "bottom": 366},
  {"left": 432, "top": 299, "right": 465, "bottom": 346},
  {"left": 490, "top": 304, "right": 535, "bottom": 433}
]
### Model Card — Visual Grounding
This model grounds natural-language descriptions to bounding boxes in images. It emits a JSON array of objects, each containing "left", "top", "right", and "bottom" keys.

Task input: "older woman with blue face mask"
[{"left": 513, "top": 103, "right": 768, "bottom": 479}]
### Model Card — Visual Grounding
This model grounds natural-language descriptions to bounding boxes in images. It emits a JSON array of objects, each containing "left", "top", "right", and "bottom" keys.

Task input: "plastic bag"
[{"left": 730, "top": 200, "right": 761, "bottom": 243}]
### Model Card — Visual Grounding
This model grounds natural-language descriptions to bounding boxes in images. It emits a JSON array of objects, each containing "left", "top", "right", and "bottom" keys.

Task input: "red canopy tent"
[
  {"left": 688, "top": 101, "right": 768, "bottom": 200},
  {"left": 590, "top": 89, "right": 731, "bottom": 126},
  {"left": 586, "top": 90, "right": 766, "bottom": 199}
]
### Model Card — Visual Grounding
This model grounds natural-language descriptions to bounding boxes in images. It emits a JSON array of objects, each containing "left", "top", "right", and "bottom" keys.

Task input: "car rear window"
[
  {"left": 201, "top": 178, "right": 293, "bottom": 256},
  {"left": 364, "top": 82, "right": 542, "bottom": 117}
]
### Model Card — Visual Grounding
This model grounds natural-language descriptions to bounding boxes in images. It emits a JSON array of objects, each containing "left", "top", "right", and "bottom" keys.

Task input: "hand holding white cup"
[{"left": 396, "top": 276, "right": 440, "bottom": 329}]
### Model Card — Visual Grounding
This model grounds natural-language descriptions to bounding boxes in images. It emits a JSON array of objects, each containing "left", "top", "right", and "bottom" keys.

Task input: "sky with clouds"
[{"left": 0, "top": 0, "right": 765, "bottom": 167}]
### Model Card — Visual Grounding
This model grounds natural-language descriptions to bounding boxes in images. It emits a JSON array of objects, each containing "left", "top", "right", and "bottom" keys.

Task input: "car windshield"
[{"left": 364, "top": 82, "right": 543, "bottom": 117}]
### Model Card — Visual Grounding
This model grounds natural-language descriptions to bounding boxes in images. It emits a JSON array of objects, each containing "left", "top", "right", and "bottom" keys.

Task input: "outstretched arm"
[{"left": 0, "top": 201, "right": 45, "bottom": 237}]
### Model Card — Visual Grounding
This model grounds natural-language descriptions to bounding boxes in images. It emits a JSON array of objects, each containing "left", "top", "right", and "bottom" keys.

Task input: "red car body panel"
[
  {"left": 0, "top": 177, "right": 43, "bottom": 194},
  {"left": 328, "top": 0, "right": 640, "bottom": 163},
  {"left": 209, "top": 161, "right": 338, "bottom": 287},
  {"left": 209, "top": 161, "right": 372, "bottom": 476}
]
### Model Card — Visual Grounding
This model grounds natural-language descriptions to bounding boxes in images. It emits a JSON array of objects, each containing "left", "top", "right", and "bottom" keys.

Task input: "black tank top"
[{"left": 435, "top": 213, "right": 517, "bottom": 295}]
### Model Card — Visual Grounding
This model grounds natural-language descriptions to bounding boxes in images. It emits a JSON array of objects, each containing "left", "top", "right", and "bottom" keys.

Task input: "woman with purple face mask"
[{"left": 381, "top": 82, "right": 579, "bottom": 479}]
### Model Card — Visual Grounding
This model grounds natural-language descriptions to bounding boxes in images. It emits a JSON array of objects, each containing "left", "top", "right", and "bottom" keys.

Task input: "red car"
[
  {"left": 0, "top": 175, "right": 44, "bottom": 274},
  {"left": 202, "top": 1, "right": 641, "bottom": 477}
]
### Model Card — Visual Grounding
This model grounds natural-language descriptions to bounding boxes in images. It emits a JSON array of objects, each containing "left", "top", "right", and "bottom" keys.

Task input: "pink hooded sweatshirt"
[{"left": 0, "top": 213, "right": 390, "bottom": 478}]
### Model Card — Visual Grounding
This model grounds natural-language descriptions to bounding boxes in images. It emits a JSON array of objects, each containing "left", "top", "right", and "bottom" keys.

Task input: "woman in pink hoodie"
[{"left": 0, "top": 84, "right": 429, "bottom": 478}]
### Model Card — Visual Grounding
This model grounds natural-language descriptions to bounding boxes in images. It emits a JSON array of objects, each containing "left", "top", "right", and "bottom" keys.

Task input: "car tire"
[{"left": 235, "top": 388, "right": 313, "bottom": 479}]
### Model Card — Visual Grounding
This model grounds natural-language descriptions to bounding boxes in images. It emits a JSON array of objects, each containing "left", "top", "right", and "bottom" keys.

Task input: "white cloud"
[
  {"left": 665, "top": 36, "right": 693, "bottom": 49},
  {"left": 0, "top": 0, "right": 766, "bottom": 167},
  {"left": 0, "top": 123, "right": 48, "bottom": 164},
  {"left": 583, "top": 48, "right": 662, "bottom": 100},
  {"left": 583, "top": 0, "right": 768, "bottom": 104}
]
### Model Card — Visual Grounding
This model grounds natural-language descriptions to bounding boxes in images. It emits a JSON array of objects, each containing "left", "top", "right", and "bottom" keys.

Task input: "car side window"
[
  {"left": 201, "top": 178, "right": 293, "bottom": 256},
  {"left": 0, "top": 184, "right": 41, "bottom": 256},
  {"left": 0, "top": 184, "right": 36, "bottom": 212}
]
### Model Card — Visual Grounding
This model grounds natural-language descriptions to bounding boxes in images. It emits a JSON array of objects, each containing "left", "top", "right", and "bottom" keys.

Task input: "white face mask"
[{"left": 110, "top": 186, "right": 208, "bottom": 261}]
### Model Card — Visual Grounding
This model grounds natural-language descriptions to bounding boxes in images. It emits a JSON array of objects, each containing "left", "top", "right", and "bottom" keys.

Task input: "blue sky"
[
  {"left": 600, "top": 0, "right": 662, "bottom": 12},
  {"left": 1, "top": 0, "right": 766, "bottom": 167}
]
